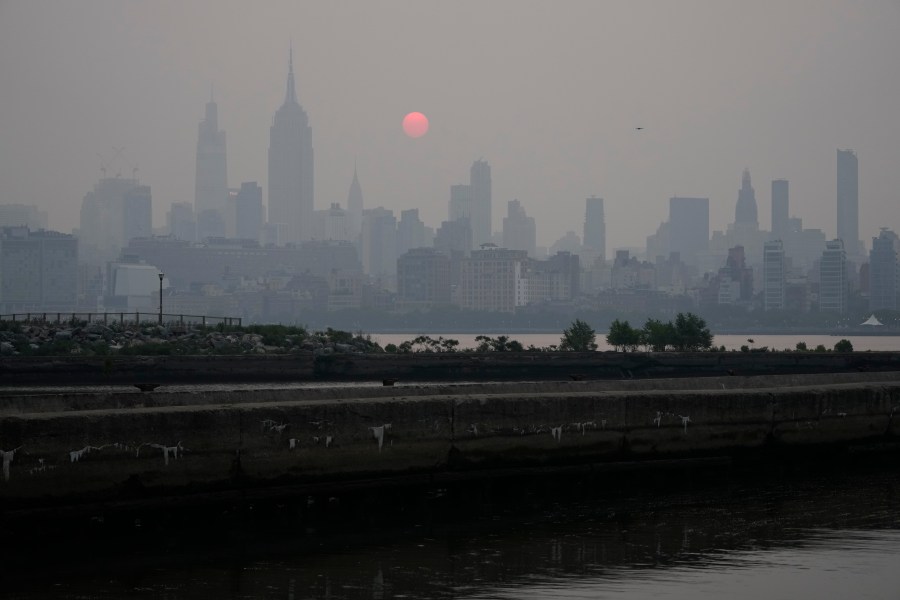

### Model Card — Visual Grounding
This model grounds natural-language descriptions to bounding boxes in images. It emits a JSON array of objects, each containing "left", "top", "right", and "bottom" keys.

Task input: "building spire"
[{"left": 285, "top": 43, "right": 298, "bottom": 105}]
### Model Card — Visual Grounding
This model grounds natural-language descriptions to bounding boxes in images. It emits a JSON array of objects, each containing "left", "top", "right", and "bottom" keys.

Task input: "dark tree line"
[{"left": 606, "top": 312, "right": 713, "bottom": 352}]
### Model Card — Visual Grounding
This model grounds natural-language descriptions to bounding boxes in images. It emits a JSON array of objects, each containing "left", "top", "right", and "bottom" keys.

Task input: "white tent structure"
[{"left": 860, "top": 314, "right": 884, "bottom": 326}]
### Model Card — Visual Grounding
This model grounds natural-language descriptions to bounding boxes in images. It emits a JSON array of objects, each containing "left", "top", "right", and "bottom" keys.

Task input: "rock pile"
[{"left": 0, "top": 321, "right": 383, "bottom": 356}]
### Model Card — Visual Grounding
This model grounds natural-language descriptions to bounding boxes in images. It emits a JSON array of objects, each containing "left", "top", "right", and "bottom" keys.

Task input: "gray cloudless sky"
[{"left": 1, "top": 0, "right": 898, "bottom": 251}]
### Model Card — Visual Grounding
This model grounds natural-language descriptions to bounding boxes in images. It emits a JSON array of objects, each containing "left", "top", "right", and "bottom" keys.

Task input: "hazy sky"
[{"left": 1, "top": 1, "right": 898, "bottom": 251}]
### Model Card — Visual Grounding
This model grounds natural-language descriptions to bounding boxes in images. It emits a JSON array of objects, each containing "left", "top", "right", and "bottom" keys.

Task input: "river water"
[
  {"left": 373, "top": 333, "right": 900, "bottom": 352},
  {"left": 5, "top": 465, "right": 900, "bottom": 599}
]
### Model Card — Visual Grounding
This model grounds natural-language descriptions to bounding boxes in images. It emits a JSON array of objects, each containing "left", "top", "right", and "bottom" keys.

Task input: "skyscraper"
[
  {"left": 819, "top": 239, "right": 848, "bottom": 314},
  {"left": 347, "top": 165, "right": 363, "bottom": 241},
  {"left": 668, "top": 197, "right": 709, "bottom": 267},
  {"left": 448, "top": 160, "right": 492, "bottom": 249},
  {"left": 194, "top": 94, "right": 227, "bottom": 230},
  {"left": 771, "top": 179, "right": 789, "bottom": 236},
  {"left": 869, "top": 229, "right": 898, "bottom": 311},
  {"left": 268, "top": 48, "right": 314, "bottom": 244},
  {"left": 502, "top": 199, "right": 536, "bottom": 257},
  {"left": 234, "top": 182, "right": 264, "bottom": 242},
  {"left": 470, "top": 160, "right": 492, "bottom": 248},
  {"left": 735, "top": 169, "right": 758, "bottom": 227},
  {"left": 583, "top": 196, "right": 606, "bottom": 260},
  {"left": 763, "top": 240, "right": 785, "bottom": 311},
  {"left": 837, "top": 149, "right": 859, "bottom": 257}
]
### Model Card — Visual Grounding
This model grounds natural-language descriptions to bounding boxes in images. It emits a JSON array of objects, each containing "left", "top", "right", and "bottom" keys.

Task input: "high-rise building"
[
  {"left": 771, "top": 179, "right": 789, "bottom": 236},
  {"left": 447, "top": 160, "right": 492, "bottom": 249},
  {"left": 79, "top": 177, "right": 151, "bottom": 265},
  {"left": 583, "top": 196, "right": 606, "bottom": 260},
  {"left": 397, "top": 247, "right": 451, "bottom": 308},
  {"left": 735, "top": 169, "right": 759, "bottom": 227},
  {"left": 819, "top": 239, "right": 848, "bottom": 313},
  {"left": 360, "top": 207, "right": 397, "bottom": 283},
  {"left": 470, "top": 160, "right": 492, "bottom": 248},
  {"left": 837, "top": 149, "right": 859, "bottom": 257},
  {"left": 763, "top": 240, "right": 785, "bottom": 311},
  {"left": 397, "top": 209, "right": 433, "bottom": 256},
  {"left": 869, "top": 229, "right": 899, "bottom": 311},
  {"left": 167, "top": 202, "right": 197, "bottom": 242},
  {"left": 194, "top": 95, "right": 227, "bottom": 228},
  {"left": 668, "top": 197, "right": 709, "bottom": 267},
  {"left": 0, "top": 204, "right": 48, "bottom": 230},
  {"left": 347, "top": 165, "right": 363, "bottom": 241},
  {"left": 0, "top": 227, "right": 78, "bottom": 312},
  {"left": 502, "top": 199, "right": 536, "bottom": 257},
  {"left": 234, "top": 182, "right": 264, "bottom": 242},
  {"left": 123, "top": 185, "right": 152, "bottom": 244},
  {"left": 459, "top": 247, "right": 527, "bottom": 313},
  {"left": 268, "top": 48, "right": 314, "bottom": 244},
  {"left": 449, "top": 184, "right": 471, "bottom": 223},
  {"left": 434, "top": 218, "right": 472, "bottom": 256}
]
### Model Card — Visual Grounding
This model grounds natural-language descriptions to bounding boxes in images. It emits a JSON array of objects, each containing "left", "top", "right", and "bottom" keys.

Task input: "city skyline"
[{"left": 1, "top": 2, "right": 899, "bottom": 250}]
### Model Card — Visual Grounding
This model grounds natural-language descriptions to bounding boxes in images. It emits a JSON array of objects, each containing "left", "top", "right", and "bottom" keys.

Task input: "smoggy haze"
[{"left": 0, "top": 0, "right": 898, "bottom": 249}]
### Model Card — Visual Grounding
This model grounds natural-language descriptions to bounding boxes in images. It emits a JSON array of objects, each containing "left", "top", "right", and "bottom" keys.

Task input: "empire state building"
[{"left": 268, "top": 49, "right": 314, "bottom": 244}]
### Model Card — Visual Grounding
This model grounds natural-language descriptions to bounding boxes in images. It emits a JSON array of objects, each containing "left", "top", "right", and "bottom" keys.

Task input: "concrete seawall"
[
  {"left": 1, "top": 373, "right": 898, "bottom": 511},
  {"left": 3, "top": 351, "right": 900, "bottom": 385}
]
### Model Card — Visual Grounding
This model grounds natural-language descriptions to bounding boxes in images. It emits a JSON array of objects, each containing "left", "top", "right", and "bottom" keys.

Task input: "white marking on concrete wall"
[
  {"left": 137, "top": 442, "right": 184, "bottom": 466},
  {"left": 68, "top": 443, "right": 125, "bottom": 463},
  {"left": 370, "top": 424, "right": 392, "bottom": 452},
  {"left": 1, "top": 447, "right": 21, "bottom": 482}
]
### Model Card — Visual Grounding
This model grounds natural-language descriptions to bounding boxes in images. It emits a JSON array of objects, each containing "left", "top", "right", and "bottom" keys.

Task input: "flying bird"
[{"left": 635, "top": 127, "right": 644, "bottom": 130}]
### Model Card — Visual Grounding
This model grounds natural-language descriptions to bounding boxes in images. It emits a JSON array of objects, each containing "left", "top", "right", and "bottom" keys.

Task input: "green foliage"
[
  {"left": 814, "top": 344, "right": 827, "bottom": 353},
  {"left": 671, "top": 312, "right": 714, "bottom": 351},
  {"left": 834, "top": 339, "right": 854, "bottom": 352},
  {"left": 641, "top": 318, "right": 676, "bottom": 352},
  {"left": 795, "top": 341, "right": 808, "bottom": 351},
  {"left": 559, "top": 319, "right": 598, "bottom": 351},
  {"left": 384, "top": 343, "right": 398, "bottom": 353},
  {"left": 474, "top": 335, "right": 524, "bottom": 352},
  {"left": 606, "top": 319, "right": 641, "bottom": 352}
]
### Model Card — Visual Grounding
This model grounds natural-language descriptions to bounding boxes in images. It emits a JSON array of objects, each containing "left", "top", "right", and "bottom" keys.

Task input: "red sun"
[{"left": 402, "top": 112, "right": 429, "bottom": 138}]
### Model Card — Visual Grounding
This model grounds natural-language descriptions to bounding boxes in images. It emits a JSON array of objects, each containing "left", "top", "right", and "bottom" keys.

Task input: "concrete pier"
[{"left": 1, "top": 372, "right": 898, "bottom": 510}]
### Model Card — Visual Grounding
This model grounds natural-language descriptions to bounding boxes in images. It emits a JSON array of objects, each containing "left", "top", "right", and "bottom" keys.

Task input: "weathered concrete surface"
[
  {"left": 2, "top": 351, "right": 900, "bottom": 385},
  {"left": 1, "top": 374, "right": 898, "bottom": 509}
]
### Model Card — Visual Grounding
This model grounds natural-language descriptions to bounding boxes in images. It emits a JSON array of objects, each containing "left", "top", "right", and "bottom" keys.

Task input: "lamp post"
[{"left": 158, "top": 273, "right": 164, "bottom": 325}]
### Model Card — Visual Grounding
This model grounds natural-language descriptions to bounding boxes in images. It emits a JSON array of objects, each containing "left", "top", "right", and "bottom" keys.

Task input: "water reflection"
[{"left": 5, "top": 468, "right": 900, "bottom": 599}]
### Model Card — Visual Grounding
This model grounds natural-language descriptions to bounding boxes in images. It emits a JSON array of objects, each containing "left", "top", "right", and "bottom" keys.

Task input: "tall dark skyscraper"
[
  {"left": 469, "top": 160, "right": 492, "bottom": 248},
  {"left": 268, "top": 48, "right": 314, "bottom": 244},
  {"left": 734, "top": 169, "right": 758, "bottom": 227},
  {"left": 195, "top": 94, "right": 227, "bottom": 240},
  {"left": 837, "top": 149, "right": 859, "bottom": 257},
  {"left": 583, "top": 196, "right": 606, "bottom": 260},
  {"left": 869, "top": 229, "right": 898, "bottom": 311},
  {"left": 771, "top": 179, "right": 789, "bottom": 236},
  {"left": 669, "top": 197, "right": 709, "bottom": 266}
]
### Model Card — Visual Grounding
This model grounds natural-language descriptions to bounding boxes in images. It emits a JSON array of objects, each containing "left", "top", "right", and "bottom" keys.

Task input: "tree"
[
  {"left": 834, "top": 339, "right": 854, "bottom": 352},
  {"left": 475, "top": 335, "right": 523, "bottom": 352},
  {"left": 606, "top": 319, "right": 641, "bottom": 352},
  {"left": 641, "top": 318, "right": 676, "bottom": 352},
  {"left": 671, "top": 312, "right": 713, "bottom": 351},
  {"left": 560, "top": 319, "right": 598, "bottom": 351},
  {"left": 795, "top": 341, "right": 808, "bottom": 351}
]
